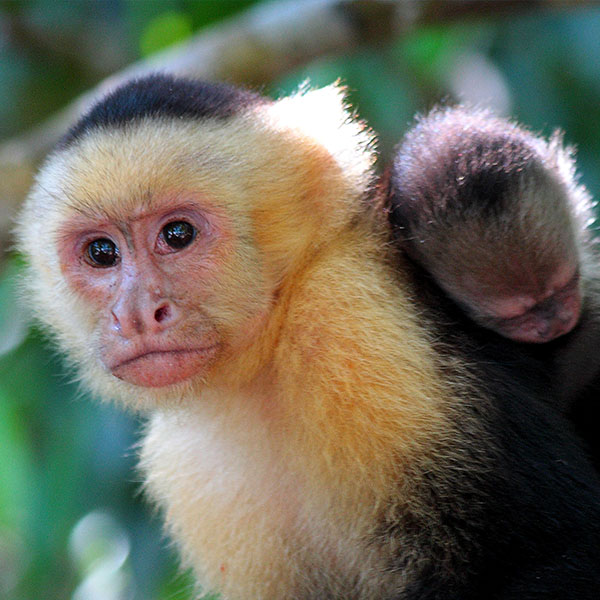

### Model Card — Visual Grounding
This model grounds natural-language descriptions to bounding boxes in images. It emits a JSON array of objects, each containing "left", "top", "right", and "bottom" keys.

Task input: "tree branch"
[{"left": 0, "top": 0, "right": 555, "bottom": 252}]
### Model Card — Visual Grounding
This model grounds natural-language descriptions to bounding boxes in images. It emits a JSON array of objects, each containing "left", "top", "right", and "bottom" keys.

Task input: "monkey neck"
[{"left": 206, "top": 223, "right": 461, "bottom": 495}]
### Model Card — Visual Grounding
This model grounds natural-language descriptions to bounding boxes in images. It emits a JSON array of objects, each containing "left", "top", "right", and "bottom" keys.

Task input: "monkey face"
[
  {"left": 455, "top": 263, "right": 582, "bottom": 344},
  {"left": 56, "top": 201, "right": 232, "bottom": 388},
  {"left": 20, "top": 122, "right": 277, "bottom": 400},
  {"left": 17, "top": 82, "right": 374, "bottom": 406}
]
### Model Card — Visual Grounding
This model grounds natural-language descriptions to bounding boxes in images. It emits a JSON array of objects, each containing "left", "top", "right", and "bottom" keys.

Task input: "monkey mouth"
[
  {"left": 110, "top": 345, "right": 219, "bottom": 388},
  {"left": 501, "top": 306, "right": 580, "bottom": 344}
]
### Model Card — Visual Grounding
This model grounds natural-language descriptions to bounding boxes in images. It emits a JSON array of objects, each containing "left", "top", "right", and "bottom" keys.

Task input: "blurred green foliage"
[{"left": 1, "top": 2, "right": 600, "bottom": 599}]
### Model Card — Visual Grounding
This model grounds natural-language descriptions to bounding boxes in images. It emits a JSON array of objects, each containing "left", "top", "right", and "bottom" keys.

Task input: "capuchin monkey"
[
  {"left": 17, "top": 75, "right": 600, "bottom": 599},
  {"left": 386, "top": 106, "right": 600, "bottom": 461}
]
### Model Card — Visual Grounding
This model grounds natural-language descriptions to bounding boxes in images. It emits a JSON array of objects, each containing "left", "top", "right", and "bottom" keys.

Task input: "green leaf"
[
  {"left": 139, "top": 11, "right": 193, "bottom": 57},
  {"left": 0, "top": 260, "right": 29, "bottom": 357}
]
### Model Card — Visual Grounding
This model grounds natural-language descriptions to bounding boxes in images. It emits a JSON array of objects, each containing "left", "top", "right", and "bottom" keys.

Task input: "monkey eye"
[
  {"left": 86, "top": 238, "right": 120, "bottom": 267},
  {"left": 160, "top": 221, "right": 196, "bottom": 250}
]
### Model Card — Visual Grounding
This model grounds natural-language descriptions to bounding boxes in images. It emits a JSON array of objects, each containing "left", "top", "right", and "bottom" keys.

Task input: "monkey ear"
[{"left": 266, "top": 81, "right": 376, "bottom": 191}]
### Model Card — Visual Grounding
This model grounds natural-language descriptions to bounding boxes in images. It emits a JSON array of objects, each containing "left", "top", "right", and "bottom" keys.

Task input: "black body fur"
[{"left": 402, "top": 262, "right": 600, "bottom": 598}]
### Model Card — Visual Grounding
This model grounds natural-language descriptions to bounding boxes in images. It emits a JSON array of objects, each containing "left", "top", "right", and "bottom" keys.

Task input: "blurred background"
[{"left": 1, "top": 1, "right": 600, "bottom": 599}]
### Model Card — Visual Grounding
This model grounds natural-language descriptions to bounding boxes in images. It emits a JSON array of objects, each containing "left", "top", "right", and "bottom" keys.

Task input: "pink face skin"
[
  {"left": 58, "top": 199, "right": 227, "bottom": 388},
  {"left": 464, "top": 266, "right": 582, "bottom": 344}
]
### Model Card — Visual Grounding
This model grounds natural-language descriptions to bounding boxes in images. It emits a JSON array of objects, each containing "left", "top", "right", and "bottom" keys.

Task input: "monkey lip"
[
  {"left": 110, "top": 345, "right": 219, "bottom": 388},
  {"left": 503, "top": 307, "right": 580, "bottom": 343},
  {"left": 495, "top": 287, "right": 582, "bottom": 344}
]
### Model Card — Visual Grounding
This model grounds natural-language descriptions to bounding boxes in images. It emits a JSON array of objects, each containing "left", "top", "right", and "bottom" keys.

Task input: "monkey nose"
[
  {"left": 111, "top": 298, "right": 178, "bottom": 338},
  {"left": 527, "top": 293, "right": 580, "bottom": 342},
  {"left": 531, "top": 310, "right": 577, "bottom": 342}
]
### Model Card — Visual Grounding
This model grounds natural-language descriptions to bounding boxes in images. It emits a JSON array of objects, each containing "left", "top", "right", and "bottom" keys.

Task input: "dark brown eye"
[
  {"left": 161, "top": 221, "right": 196, "bottom": 250},
  {"left": 86, "top": 238, "right": 119, "bottom": 267}
]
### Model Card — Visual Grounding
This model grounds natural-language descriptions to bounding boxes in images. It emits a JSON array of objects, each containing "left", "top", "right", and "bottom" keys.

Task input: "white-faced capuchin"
[
  {"left": 385, "top": 105, "right": 600, "bottom": 466},
  {"left": 17, "top": 75, "right": 600, "bottom": 599}
]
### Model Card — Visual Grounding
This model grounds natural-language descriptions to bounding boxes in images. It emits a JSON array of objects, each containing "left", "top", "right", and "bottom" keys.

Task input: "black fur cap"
[{"left": 59, "top": 73, "right": 268, "bottom": 148}]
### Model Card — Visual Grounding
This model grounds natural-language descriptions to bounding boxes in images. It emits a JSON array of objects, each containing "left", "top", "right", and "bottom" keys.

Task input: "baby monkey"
[
  {"left": 387, "top": 106, "right": 592, "bottom": 345},
  {"left": 387, "top": 105, "right": 600, "bottom": 422}
]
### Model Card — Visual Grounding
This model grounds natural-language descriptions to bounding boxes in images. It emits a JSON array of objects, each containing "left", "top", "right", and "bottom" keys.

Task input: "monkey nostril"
[
  {"left": 154, "top": 305, "right": 170, "bottom": 323},
  {"left": 111, "top": 311, "right": 122, "bottom": 332}
]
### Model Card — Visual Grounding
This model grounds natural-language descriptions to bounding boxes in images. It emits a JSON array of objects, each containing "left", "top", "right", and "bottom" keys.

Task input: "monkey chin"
[{"left": 110, "top": 346, "right": 219, "bottom": 388}]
